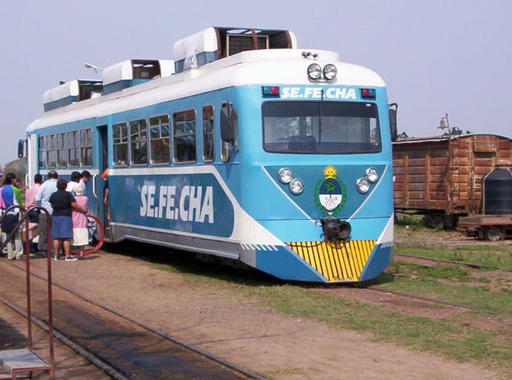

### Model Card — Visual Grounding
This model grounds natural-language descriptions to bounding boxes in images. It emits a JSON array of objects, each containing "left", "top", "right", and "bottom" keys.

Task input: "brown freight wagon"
[{"left": 392, "top": 134, "right": 512, "bottom": 228}]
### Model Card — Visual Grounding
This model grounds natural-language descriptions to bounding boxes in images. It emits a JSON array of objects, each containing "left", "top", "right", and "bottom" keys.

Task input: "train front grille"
[{"left": 286, "top": 240, "right": 376, "bottom": 282}]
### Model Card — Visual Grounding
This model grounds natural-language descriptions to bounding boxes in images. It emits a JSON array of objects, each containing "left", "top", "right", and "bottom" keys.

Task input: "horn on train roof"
[{"left": 173, "top": 27, "right": 297, "bottom": 73}]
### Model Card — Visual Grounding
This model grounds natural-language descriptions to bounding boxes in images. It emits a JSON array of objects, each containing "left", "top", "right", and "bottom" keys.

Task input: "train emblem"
[{"left": 315, "top": 166, "right": 347, "bottom": 215}]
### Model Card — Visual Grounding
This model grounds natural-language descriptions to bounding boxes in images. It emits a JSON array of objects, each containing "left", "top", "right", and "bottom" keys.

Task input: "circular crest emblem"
[{"left": 314, "top": 166, "right": 347, "bottom": 215}]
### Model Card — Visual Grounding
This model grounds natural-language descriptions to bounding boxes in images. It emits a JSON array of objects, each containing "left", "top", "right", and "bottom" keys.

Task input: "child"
[{"left": 72, "top": 184, "right": 89, "bottom": 257}]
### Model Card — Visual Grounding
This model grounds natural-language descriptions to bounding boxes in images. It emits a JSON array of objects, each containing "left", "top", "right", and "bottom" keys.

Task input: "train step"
[{"left": 0, "top": 348, "right": 52, "bottom": 379}]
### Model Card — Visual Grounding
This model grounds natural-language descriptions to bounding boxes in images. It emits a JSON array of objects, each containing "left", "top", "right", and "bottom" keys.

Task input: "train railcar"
[
  {"left": 393, "top": 134, "right": 512, "bottom": 228},
  {"left": 25, "top": 27, "right": 396, "bottom": 283}
]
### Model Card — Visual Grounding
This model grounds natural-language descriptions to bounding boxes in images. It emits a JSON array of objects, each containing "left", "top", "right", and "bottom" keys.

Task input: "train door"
[{"left": 95, "top": 125, "right": 109, "bottom": 235}]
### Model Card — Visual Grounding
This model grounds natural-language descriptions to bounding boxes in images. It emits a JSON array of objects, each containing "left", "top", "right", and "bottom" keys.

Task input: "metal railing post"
[
  {"left": 43, "top": 208, "right": 55, "bottom": 379},
  {"left": 0, "top": 205, "right": 56, "bottom": 379},
  {"left": 23, "top": 209, "right": 33, "bottom": 347}
]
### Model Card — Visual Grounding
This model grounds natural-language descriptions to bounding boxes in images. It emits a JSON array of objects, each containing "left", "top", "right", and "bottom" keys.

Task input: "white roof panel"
[
  {"left": 43, "top": 80, "right": 80, "bottom": 104},
  {"left": 102, "top": 60, "right": 133, "bottom": 85},
  {"left": 29, "top": 49, "right": 385, "bottom": 132},
  {"left": 173, "top": 27, "right": 218, "bottom": 62}
]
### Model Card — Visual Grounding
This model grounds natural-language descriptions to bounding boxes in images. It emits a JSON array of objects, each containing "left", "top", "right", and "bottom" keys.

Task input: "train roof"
[
  {"left": 28, "top": 28, "right": 386, "bottom": 132},
  {"left": 393, "top": 133, "right": 512, "bottom": 144}
]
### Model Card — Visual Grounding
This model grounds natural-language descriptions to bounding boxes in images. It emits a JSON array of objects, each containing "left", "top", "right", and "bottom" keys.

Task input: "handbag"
[{"left": 1, "top": 213, "right": 20, "bottom": 234}]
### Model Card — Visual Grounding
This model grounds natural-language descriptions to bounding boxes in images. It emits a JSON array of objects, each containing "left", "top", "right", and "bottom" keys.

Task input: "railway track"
[
  {"left": 395, "top": 253, "right": 512, "bottom": 273},
  {"left": 361, "top": 286, "right": 486, "bottom": 312},
  {"left": 0, "top": 294, "right": 128, "bottom": 379},
  {"left": 394, "top": 253, "right": 494, "bottom": 270},
  {"left": 1, "top": 258, "right": 266, "bottom": 380}
]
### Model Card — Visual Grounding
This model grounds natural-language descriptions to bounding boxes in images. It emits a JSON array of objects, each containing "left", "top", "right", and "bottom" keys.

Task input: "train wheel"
[
  {"left": 442, "top": 215, "right": 458, "bottom": 229},
  {"left": 423, "top": 214, "right": 443, "bottom": 229},
  {"left": 71, "top": 215, "right": 105, "bottom": 256},
  {"left": 485, "top": 226, "right": 505, "bottom": 241}
]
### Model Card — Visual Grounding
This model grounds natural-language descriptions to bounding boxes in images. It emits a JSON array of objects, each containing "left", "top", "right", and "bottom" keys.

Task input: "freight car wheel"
[
  {"left": 485, "top": 226, "right": 505, "bottom": 241},
  {"left": 442, "top": 215, "right": 458, "bottom": 229},
  {"left": 422, "top": 214, "right": 443, "bottom": 229}
]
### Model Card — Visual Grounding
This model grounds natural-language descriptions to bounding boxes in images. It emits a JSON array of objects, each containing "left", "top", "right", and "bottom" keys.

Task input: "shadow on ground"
[{"left": 101, "top": 241, "right": 395, "bottom": 289}]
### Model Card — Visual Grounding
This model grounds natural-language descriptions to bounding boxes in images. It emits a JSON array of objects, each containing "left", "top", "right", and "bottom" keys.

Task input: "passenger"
[
  {"left": 0, "top": 174, "right": 5, "bottom": 254},
  {"left": 49, "top": 179, "right": 86, "bottom": 261},
  {"left": 25, "top": 174, "right": 43, "bottom": 254},
  {"left": 101, "top": 168, "right": 109, "bottom": 205},
  {"left": 71, "top": 184, "right": 89, "bottom": 257},
  {"left": 0, "top": 173, "right": 4, "bottom": 211},
  {"left": 1, "top": 173, "right": 24, "bottom": 260},
  {"left": 66, "top": 171, "right": 81, "bottom": 194},
  {"left": 35, "top": 170, "right": 58, "bottom": 253},
  {"left": 101, "top": 168, "right": 110, "bottom": 226},
  {"left": 79, "top": 170, "right": 91, "bottom": 194},
  {"left": 26, "top": 174, "right": 43, "bottom": 208},
  {"left": 26, "top": 174, "right": 43, "bottom": 221}
]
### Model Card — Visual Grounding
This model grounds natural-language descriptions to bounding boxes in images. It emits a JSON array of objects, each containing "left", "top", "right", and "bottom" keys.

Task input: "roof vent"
[
  {"left": 173, "top": 26, "right": 297, "bottom": 73},
  {"left": 43, "top": 80, "right": 102, "bottom": 112},
  {"left": 102, "top": 59, "right": 174, "bottom": 95}
]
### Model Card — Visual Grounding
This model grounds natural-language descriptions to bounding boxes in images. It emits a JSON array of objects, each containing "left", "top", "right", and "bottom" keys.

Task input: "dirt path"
[{"left": 0, "top": 252, "right": 499, "bottom": 380}]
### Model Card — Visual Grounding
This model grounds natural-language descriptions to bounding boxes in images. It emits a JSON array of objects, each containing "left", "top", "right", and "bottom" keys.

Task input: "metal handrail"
[
  {"left": 92, "top": 173, "right": 98, "bottom": 199},
  {"left": 0, "top": 204, "right": 55, "bottom": 379}
]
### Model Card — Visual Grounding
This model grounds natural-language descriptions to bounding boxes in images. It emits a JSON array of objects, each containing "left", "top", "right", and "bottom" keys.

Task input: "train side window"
[
  {"left": 38, "top": 136, "right": 46, "bottom": 168},
  {"left": 202, "top": 106, "right": 215, "bottom": 162},
  {"left": 130, "top": 119, "right": 148, "bottom": 165},
  {"left": 57, "top": 132, "right": 68, "bottom": 167},
  {"left": 149, "top": 115, "right": 170, "bottom": 165},
  {"left": 173, "top": 110, "right": 196, "bottom": 164},
  {"left": 68, "top": 131, "right": 80, "bottom": 167},
  {"left": 47, "top": 135, "right": 57, "bottom": 168},
  {"left": 81, "top": 128, "right": 93, "bottom": 167},
  {"left": 220, "top": 102, "right": 238, "bottom": 162},
  {"left": 113, "top": 123, "right": 128, "bottom": 167}
]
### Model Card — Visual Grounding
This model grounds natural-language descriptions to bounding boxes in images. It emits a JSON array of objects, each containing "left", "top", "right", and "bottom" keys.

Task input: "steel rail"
[
  {"left": 361, "top": 286, "right": 487, "bottom": 312},
  {"left": 0, "top": 294, "right": 129, "bottom": 380},
  {"left": 3, "top": 259, "right": 267, "bottom": 380},
  {"left": 395, "top": 253, "right": 501, "bottom": 270}
]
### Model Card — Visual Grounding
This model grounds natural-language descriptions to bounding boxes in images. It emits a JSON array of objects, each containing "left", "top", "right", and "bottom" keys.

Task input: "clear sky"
[{"left": 1, "top": 0, "right": 511, "bottom": 166}]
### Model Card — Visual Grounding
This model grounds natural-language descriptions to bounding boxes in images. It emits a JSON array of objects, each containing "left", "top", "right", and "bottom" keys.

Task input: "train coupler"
[{"left": 320, "top": 217, "right": 351, "bottom": 242}]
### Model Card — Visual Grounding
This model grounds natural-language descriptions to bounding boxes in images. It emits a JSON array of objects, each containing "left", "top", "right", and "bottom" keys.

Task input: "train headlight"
[
  {"left": 307, "top": 63, "right": 322, "bottom": 80},
  {"left": 289, "top": 178, "right": 304, "bottom": 195},
  {"left": 356, "top": 178, "right": 370, "bottom": 194},
  {"left": 365, "top": 167, "right": 379, "bottom": 183},
  {"left": 278, "top": 168, "right": 293, "bottom": 184},
  {"left": 323, "top": 64, "right": 337, "bottom": 80}
]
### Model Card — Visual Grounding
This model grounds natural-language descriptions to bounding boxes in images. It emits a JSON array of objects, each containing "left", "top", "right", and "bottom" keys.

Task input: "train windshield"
[{"left": 262, "top": 101, "right": 381, "bottom": 154}]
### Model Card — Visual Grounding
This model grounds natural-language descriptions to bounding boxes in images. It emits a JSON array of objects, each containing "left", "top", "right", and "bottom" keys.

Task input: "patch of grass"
[
  {"left": 379, "top": 263, "right": 512, "bottom": 315},
  {"left": 242, "top": 285, "right": 512, "bottom": 374},
  {"left": 152, "top": 261, "right": 512, "bottom": 376},
  {"left": 392, "top": 260, "right": 473, "bottom": 282},
  {"left": 395, "top": 214, "right": 423, "bottom": 226},
  {"left": 395, "top": 244, "right": 512, "bottom": 271}
]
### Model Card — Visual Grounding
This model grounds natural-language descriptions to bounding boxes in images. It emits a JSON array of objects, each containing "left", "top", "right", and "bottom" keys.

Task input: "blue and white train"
[{"left": 25, "top": 27, "right": 397, "bottom": 282}]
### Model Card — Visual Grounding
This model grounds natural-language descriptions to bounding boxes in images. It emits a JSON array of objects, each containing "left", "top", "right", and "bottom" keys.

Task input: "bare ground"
[{"left": 0, "top": 251, "right": 500, "bottom": 380}]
